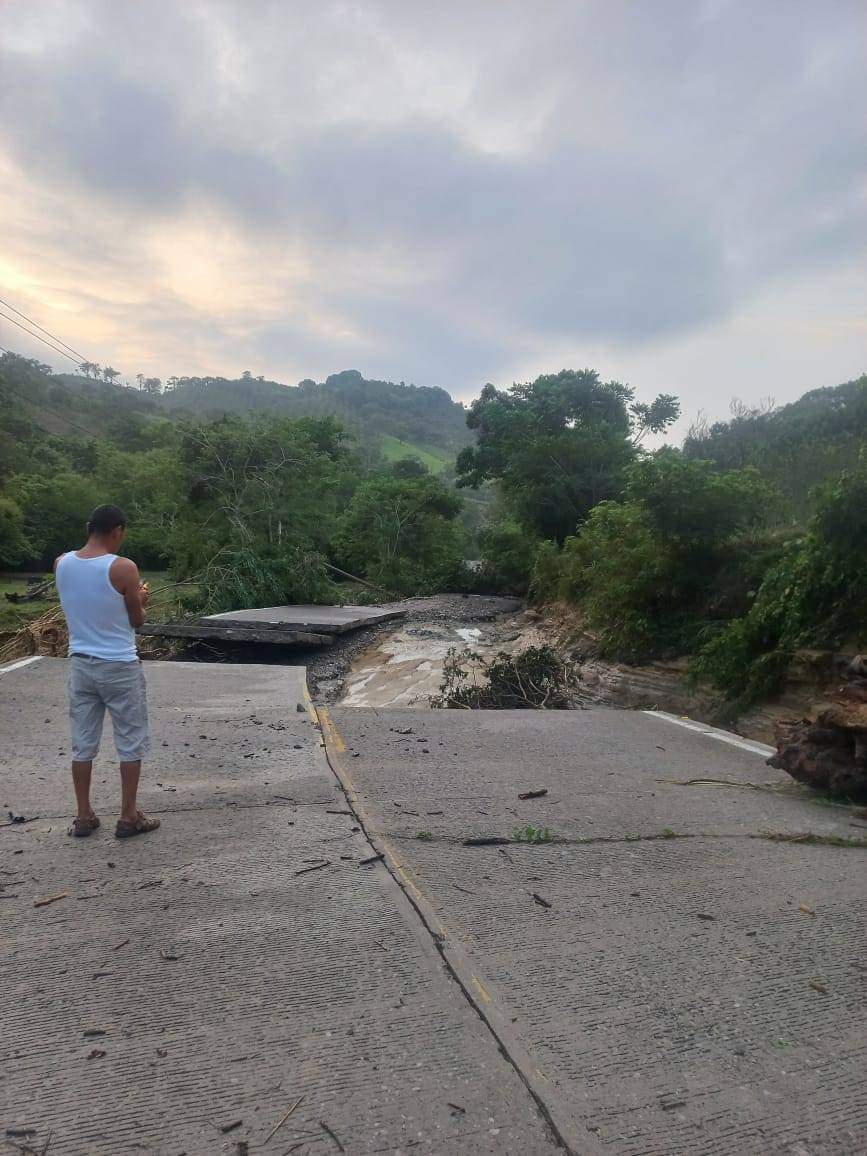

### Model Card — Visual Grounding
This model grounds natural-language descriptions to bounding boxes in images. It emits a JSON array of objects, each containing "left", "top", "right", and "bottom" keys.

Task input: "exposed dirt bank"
[
  {"left": 327, "top": 598, "right": 852, "bottom": 745},
  {"left": 151, "top": 594, "right": 848, "bottom": 746}
]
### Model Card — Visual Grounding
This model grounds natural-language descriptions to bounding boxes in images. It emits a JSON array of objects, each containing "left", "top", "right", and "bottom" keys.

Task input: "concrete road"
[
  {"left": 0, "top": 659, "right": 561, "bottom": 1155},
  {"left": 321, "top": 706, "right": 867, "bottom": 1155}
]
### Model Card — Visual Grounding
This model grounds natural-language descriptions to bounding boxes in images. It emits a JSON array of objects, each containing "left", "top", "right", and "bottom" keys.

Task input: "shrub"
[
  {"left": 530, "top": 453, "right": 777, "bottom": 661},
  {"left": 196, "top": 546, "right": 336, "bottom": 615},
  {"left": 693, "top": 457, "right": 867, "bottom": 704},
  {"left": 430, "top": 645, "right": 579, "bottom": 709},
  {"left": 334, "top": 473, "right": 464, "bottom": 595},
  {"left": 477, "top": 518, "right": 539, "bottom": 593}
]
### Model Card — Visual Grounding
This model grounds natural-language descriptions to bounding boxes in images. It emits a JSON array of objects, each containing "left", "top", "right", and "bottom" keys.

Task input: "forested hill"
[
  {"left": 682, "top": 373, "right": 867, "bottom": 519},
  {"left": 159, "top": 368, "right": 470, "bottom": 454}
]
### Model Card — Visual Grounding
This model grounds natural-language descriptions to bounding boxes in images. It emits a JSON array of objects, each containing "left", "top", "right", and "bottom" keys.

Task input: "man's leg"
[
  {"left": 69, "top": 657, "right": 104, "bottom": 825},
  {"left": 102, "top": 660, "right": 159, "bottom": 836},
  {"left": 119, "top": 760, "right": 142, "bottom": 823},
  {"left": 72, "top": 760, "right": 97, "bottom": 821}
]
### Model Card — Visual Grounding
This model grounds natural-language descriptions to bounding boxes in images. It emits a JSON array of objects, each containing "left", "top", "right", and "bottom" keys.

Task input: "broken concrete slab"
[
  {"left": 202, "top": 603, "right": 405, "bottom": 634},
  {"left": 138, "top": 622, "right": 334, "bottom": 646}
]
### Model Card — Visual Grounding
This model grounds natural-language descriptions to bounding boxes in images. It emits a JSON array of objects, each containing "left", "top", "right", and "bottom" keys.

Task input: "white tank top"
[{"left": 56, "top": 552, "right": 137, "bottom": 662}]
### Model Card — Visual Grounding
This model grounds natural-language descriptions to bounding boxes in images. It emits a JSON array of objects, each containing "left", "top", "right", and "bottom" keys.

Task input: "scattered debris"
[
  {"left": 532, "top": 892, "right": 552, "bottom": 909},
  {"left": 294, "top": 861, "right": 331, "bottom": 876},
  {"left": 518, "top": 789, "right": 548, "bottom": 800},
  {"left": 659, "top": 1095, "right": 686, "bottom": 1111},
  {"left": 83, "top": 1029, "right": 106, "bottom": 1038},
  {"left": 262, "top": 1095, "right": 304, "bottom": 1146},
  {"left": 319, "top": 1120, "right": 345, "bottom": 1152},
  {"left": 1, "top": 812, "right": 40, "bottom": 828},
  {"left": 159, "top": 948, "right": 183, "bottom": 961},
  {"left": 798, "top": 904, "right": 816, "bottom": 916},
  {"left": 358, "top": 853, "right": 385, "bottom": 866},
  {"left": 33, "top": 892, "right": 68, "bottom": 908},
  {"left": 769, "top": 703, "right": 867, "bottom": 800},
  {"left": 447, "top": 1103, "right": 466, "bottom": 1115},
  {"left": 755, "top": 831, "right": 867, "bottom": 848},
  {"left": 696, "top": 913, "right": 716, "bottom": 922},
  {"left": 809, "top": 979, "right": 828, "bottom": 994},
  {"left": 219, "top": 1120, "right": 243, "bottom": 1134},
  {"left": 656, "top": 777, "right": 768, "bottom": 790},
  {"left": 86, "top": 1049, "right": 106, "bottom": 1060}
]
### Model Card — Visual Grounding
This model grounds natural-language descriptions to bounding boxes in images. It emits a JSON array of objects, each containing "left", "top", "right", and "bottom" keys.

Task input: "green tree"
[
  {"left": 532, "top": 452, "right": 775, "bottom": 659},
  {"left": 477, "top": 518, "right": 540, "bottom": 593},
  {"left": 456, "top": 369, "right": 679, "bottom": 542},
  {"left": 168, "top": 415, "right": 351, "bottom": 606},
  {"left": 8, "top": 472, "right": 102, "bottom": 568},
  {"left": 0, "top": 496, "right": 32, "bottom": 567},
  {"left": 335, "top": 474, "right": 464, "bottom": 594},
  {"left": 694, "top": 455, "right": 867, "bottom": 704}
]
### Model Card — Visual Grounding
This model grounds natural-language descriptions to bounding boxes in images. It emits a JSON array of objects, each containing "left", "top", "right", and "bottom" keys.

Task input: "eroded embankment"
[{"left": 333, "top": 599, "right": 849, "bottom": 746}]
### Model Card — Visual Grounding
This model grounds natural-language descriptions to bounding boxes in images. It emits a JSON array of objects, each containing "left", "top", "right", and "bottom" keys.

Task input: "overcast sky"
[{"left": 1, "top": 0, "right": 865, "bottom": 433}]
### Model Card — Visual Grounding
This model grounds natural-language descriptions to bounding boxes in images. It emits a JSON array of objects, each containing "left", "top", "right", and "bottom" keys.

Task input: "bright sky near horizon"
[{"left": 1, "top": 0, "right": 865, "bottom": 433}]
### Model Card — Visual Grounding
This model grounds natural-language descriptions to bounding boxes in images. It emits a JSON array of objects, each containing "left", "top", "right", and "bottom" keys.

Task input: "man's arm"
[{"left": 109, "top": 557, "right": 149, "bottom": 628}]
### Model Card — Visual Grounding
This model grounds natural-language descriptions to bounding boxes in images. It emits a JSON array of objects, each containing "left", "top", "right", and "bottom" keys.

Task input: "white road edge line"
[
  {"left": 0, "top": 655, "right": 43, "bottom": 677},
  {"left": 642, "top": 709, "right": 775, "bottom": 758}
]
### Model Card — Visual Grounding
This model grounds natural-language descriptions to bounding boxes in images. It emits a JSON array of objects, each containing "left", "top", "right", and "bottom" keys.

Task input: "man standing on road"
[{"left": 55, "top": 504, "right": 160, "bottom": 840}]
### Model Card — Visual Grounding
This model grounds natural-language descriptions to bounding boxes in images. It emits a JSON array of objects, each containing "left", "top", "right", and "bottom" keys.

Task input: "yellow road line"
[{"left": 318, "top": 705, "right": 448, "bottom": 938}]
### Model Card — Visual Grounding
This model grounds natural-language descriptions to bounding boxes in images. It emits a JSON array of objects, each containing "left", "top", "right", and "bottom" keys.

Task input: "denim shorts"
[{"left": 68, "top": 655, "right": 150, "bottom": 762}]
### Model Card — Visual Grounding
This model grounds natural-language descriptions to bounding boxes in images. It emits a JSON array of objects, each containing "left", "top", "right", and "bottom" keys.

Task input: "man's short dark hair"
[{"left": 87, "top": 504, "right": 128, "bottom": 535}]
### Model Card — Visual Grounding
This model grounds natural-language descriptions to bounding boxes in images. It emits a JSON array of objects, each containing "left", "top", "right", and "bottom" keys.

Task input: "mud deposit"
[{"left": 342, "top": 622, "right": 490, "bottom": 707}]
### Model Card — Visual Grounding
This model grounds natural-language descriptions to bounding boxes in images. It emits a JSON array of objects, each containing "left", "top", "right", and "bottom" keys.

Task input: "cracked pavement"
[
  {"left": 1, "top": 658, "right": 865, "bottom": 1154},
  {"left": 321, "top": 706, "right": 867, "bottom": 1155}
]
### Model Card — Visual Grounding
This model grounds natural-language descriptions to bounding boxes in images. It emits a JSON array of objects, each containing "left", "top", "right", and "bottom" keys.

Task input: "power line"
[
  {"left": 0, "top": 308, "right": 85, "bottom": 367},
  {"left": 0, "top": 296, "right": 89, "bottom": 363}
]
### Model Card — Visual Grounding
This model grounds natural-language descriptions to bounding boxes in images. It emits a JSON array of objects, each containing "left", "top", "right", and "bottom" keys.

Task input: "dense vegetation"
[
  {"left": 470, "top": 370, "right": 867, "bottom": 709},
  {"left": 0, "top": 353, "right": 468, "bottom": 603},
  {"left": 683, "top": 378, "right": 867, "bottom": 521},
  {"left": 4, "top": 346, "right": 865, "bottom": 714}
]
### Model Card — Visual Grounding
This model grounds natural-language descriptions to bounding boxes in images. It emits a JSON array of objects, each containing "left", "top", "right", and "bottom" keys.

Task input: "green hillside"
[
  {"left": 379, "top": 435, "right": 450, "bottom": 473},
  {"left": 0, "top": 360, "right": 474, "bottom": 469},
  {"left": 683, "top": 374, "right": 867, "bottom": 519},
  {"left": 160, "top": 368, "right": 471, "bottom": 455}
]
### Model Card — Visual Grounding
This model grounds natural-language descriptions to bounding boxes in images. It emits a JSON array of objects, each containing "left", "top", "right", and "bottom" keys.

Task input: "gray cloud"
[{"left": 0, "top": 0, "right": 864, "bottom": 408}]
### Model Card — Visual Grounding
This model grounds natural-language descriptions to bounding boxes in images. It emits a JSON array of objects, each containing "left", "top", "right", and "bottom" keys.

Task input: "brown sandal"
[
  {"left": 69, "top": 815, "right": 100, "bottom": 838},
  {"left": 115, "top": 812, "right": 161, "bottom": 839}
]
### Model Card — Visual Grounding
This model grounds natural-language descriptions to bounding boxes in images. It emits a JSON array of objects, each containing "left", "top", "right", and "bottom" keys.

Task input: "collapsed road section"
[{"left": 138, "top": 602, "right": 406, "bottom": 649}]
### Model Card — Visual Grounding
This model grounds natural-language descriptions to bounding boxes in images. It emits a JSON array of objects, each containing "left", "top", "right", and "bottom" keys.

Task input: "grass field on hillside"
[{"left": 380, "top": 434, "right": 452, "bottom": 473}]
